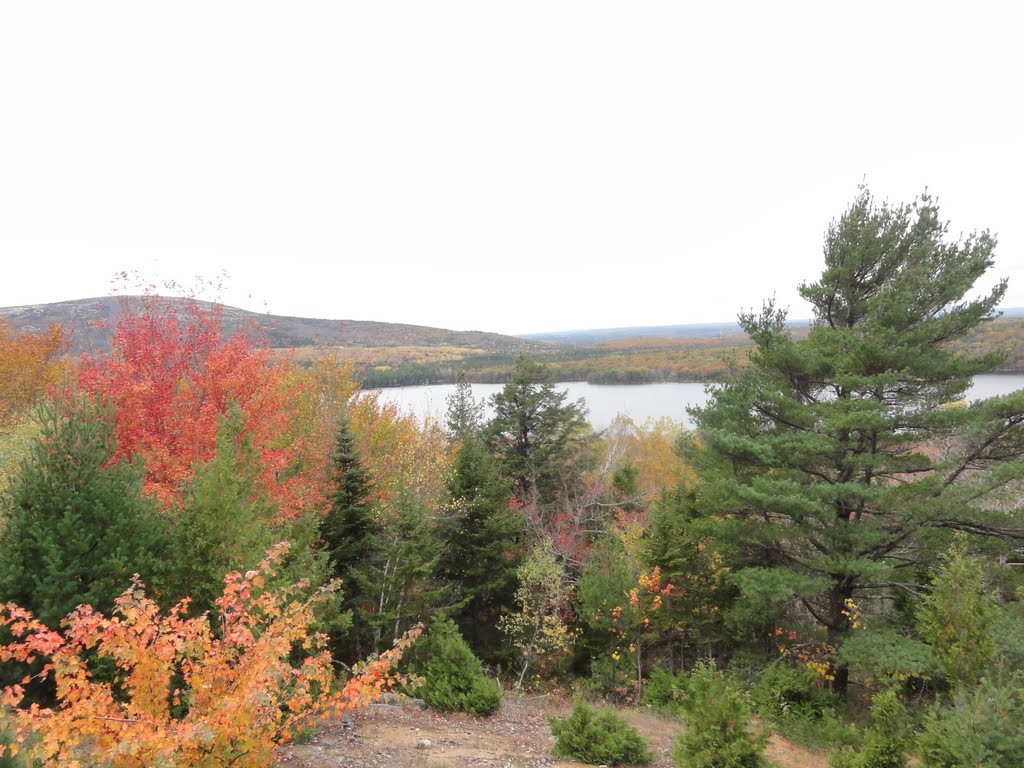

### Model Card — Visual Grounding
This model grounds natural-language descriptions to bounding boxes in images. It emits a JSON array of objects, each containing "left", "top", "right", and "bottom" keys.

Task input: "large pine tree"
[{"left": 688, "top": 189, "right": 1024, "bottom": 693}]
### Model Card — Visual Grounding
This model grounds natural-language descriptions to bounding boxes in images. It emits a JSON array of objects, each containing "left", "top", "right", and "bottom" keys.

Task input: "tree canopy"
[{"left": 687, "top": 188, "right": 1024, "bottom": 693}]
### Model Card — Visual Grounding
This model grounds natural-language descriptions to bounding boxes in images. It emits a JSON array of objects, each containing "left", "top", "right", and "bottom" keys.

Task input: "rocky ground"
[{"left": 276, "top": 693, "right": 828, "bottom": 768}]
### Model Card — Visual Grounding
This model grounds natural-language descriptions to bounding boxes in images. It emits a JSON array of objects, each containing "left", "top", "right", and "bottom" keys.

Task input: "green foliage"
[
  {"left": 578, "top": 535, "right": 639, "bottom": 696},
  {"left": 548, "top": 700, "right": 654, "bottom": 766},
  {"left": 672, "top": 660, "right": 769, "bottom": 768},
  {"left": 752, "top": 662, "right": 831, "bottom": 720},
  {"left": 642, "top": 665, "right": 687, "bottom": 713},
  {"left": 319, "top": 412, "right": 378, "bottom": 661},
  {"left": 917, "top": 534, "right": 998, "bottom": 692},
  {"left": 444, "top": 372, "right": 485, "bottom": 443},
  {"left": 487, "top": 356, "right": 590, "bottom": 506},
  {"left": 168, "top": 402, "right": 276, "bottom": 616},
  {"left": 686, "top": 188, "right": 1024, "bottom": 695},
  {"left": 412, "top": 616, "right": 502, "bottom": 716},
  {"left": 749, "top": 662, "right": 860, "bottom": 751},
  {"left": 917, "top": 675, "right": 1024, "bottom": 768},
  {"left": 363, "top": 489, "right": 446, "bottom": 655},
  {"left": 829, "top": 690, "right": 907, "bottom": 768},
  {"left": 643, "top": 486, "right": 733, "bottom": 659},
  {"left": 834, "top": 629, "right": 936, "bottom": 686},
  {"left": 437, "top": 430, "right": 521, "bottom": 662},
  {"left": 0, "top": 395, "right": 166, "bottom": 628}
]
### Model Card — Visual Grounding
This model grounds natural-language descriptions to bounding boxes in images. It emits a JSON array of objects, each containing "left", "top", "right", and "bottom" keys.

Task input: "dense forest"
[{"left": 2, "top": 189, "right": 1024, "bottom": 767}]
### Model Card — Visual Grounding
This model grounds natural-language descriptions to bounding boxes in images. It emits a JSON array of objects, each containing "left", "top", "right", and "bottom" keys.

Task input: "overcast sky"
[{"left": 2, "top": 2, "right": 1022, "bottom": 335}]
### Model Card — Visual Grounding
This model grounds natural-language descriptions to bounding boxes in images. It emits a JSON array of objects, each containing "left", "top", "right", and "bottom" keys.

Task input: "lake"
[{"left": 366, "top": 375, "right": 1024, "bottom": 432}]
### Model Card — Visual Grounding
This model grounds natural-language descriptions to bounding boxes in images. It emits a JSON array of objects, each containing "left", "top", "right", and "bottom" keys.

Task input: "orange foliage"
[
  {"left": 77, "top": 298, "right": 316, "bottom": 517},
  {"left": 281, "top": 353, "right": 362, "bottom": 505},
  {"left": 0, "top": 320, "right": 68, "bottom": 426},
  {"left": 0, "top": 543, "right": 419, "bottom": 768}
]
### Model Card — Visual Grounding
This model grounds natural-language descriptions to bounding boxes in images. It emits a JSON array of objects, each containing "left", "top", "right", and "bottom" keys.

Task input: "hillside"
[
  {"left": 0, "top": 297, "right": 553, "bottom": 357},
  {"left": 5, "top": 297, "right": 1024, "bottom": 387}
]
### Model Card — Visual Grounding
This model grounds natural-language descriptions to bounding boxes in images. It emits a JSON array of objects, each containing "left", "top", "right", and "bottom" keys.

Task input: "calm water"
[{"left": 366, "top": 375, "right": 1024, "bottom": 432}]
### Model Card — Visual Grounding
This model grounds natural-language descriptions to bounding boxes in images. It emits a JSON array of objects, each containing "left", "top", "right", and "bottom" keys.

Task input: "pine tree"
[
  {"left": 688, "top": 188, "right": 1024, "bottom": 694},
  {"left": 0, "top": 394, "right": 166, "bottom": 627}
]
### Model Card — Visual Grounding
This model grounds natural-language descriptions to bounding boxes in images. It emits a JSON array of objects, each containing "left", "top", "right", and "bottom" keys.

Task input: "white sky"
[{"left": 2, "top": 2, "right": 1022, "bottom": 335}]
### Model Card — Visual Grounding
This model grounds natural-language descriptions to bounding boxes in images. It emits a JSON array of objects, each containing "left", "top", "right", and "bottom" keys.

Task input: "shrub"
[
  {"left": 917, "top": 675, "right": 1024, "bottom": 767},
  {"left": 752, "top": 662, "right": 825, "bottom": 717},
  {"left": 414, "top": 616, "right": 502, "bottom": 716},
  {"left": 672, "top": 660, "right": 769, "bottom": 768},
  {"left": 752, "top": 663, "right": 857, "bottom": 751},
  {"left": 549, "top": 701, "right": 654, "bottom": 766},
  {"left": 643, "top": 665, "right": 687, "bottom": 713},
  {"left": 828, "top": 690, "right": 907, "bottom": 768},
  {"left": 0, "top": 544, "right": 417, "bottom": 768}
]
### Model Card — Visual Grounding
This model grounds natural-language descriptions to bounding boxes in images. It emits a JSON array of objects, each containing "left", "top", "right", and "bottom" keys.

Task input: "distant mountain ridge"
[
  {"left": 0, "top": 297, "right": 554, "bottom": 356},
  {"left": 5, "top": 298, "right": 1023, "bottom": 387},
  {"left": 522, "top": 308, "right": 1024, "bottom": 344}
]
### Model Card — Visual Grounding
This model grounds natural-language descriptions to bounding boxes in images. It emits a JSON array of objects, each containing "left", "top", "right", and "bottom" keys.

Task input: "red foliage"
[{"left": 77, "top": 297, "right": 315, "bottom": 517}]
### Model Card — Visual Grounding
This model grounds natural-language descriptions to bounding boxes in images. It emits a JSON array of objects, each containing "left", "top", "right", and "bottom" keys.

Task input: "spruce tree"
[
  {"left": 688, "top": 188, "right": 1024, "bottom": 694},
  {"left": 319, "top": 411, "right": 378, "bottom": 660},
  {"left": 0, "top": 394, "right": 166, "bottom": 627},
  {"left": 438, "top": 432, "right": 522, "bottom": 661},
  {"left": 445, "top": 371, "right": 484, "bottom": 444}
]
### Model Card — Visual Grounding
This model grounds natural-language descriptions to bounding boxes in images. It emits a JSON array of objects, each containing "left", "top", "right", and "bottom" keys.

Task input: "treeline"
[
  {"left": 2, "top": 189, "right": 1024, "bottom": 768},
  {"left": 354, "top": 317, "right": 1024, "bottom": 388},
  {"left": 356, "top": 342, "right": 748, "bottom": 387}
]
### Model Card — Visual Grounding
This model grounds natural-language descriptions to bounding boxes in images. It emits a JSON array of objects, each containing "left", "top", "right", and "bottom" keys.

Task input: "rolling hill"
[{"left": 4, "top": 297, "right": 1024, "bottom": 387}]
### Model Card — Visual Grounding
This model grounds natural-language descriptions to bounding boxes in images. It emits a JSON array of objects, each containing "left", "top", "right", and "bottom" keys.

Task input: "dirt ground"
[{"left": 276, "top": 693, "right": 829, "bottom": 768}]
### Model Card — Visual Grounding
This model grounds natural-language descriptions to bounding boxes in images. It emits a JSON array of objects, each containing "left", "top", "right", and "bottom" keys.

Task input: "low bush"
[
  {"left": 917, "top": 675, "right": 1024, "bottom": 767},
  {"left": 642, "top": 665, "right": 687, "bottom": 713},
  {"left": 672, "top": 660, "right": 769, "bottom": 768},
  {"left": 828, "top": 689, "right": 907, "bottom": 768},
  {"left": 414, "top": 616, "right": 502, "bottom": 716},
  {"left": 549, "top": 700, "right": 654, "bottom": 766},
  {"left": 752, "top": 663, "right": 857, "bottom": 750}
]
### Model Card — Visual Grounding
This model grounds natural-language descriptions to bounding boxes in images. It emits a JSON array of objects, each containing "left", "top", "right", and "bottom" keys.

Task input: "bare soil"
[{"left": 276, "top": 694, "right": 828, "bottom": 768}]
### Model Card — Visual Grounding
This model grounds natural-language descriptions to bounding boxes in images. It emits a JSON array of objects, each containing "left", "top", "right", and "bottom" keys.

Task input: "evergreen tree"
[
  {"left": 487, "top": 357, "right": 590, "bottom": 506},
  {"left": 319, "top": 411, "right": 378, "bottom": 661},
  {"left": 412, "top": 615, "right": 503, "bottom": 716},
  {"left": 687, "top": 189, "right": 1024, "bottom": 694},
  {"left": 445, "top": 371, "right": 484, "bottom": 444},
  {"left": 438, "top": 432, "right": 522, "bottom": 661},
  {"left": 0, "top": 394, "right": 166, "bottom": 627},
  {"left": 169, "top": 402, "right": 276, "bottom": 615},
  {"left": 916, "top": 534, "right": 998, "bottom": 693},
  {"left": 642, "top": 486, "right": 734, "bottom": 667}
]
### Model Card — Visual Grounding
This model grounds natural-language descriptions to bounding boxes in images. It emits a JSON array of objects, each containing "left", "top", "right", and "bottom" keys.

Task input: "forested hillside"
[
  {"left": 2, "top": 190, "right": 1024, "bottom": 767},
  {"left": 6, "top": 295, "right": 1024, "bottom": 389}
]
